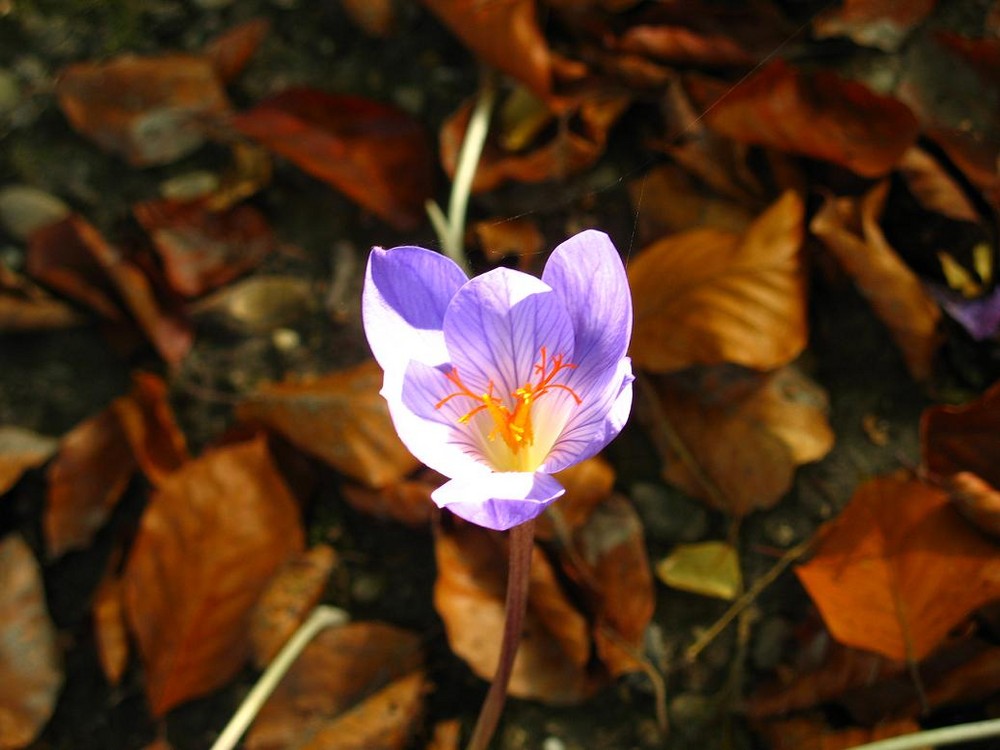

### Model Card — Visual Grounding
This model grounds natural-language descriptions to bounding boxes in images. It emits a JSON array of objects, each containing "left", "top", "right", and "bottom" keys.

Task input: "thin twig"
[
  {"left": 209, "top": 605, "right": 349, "bottom": 750},
  {"left": 685, "top": 537, "right": 812, "bottom": 664},
  {"left": 466, "top": 519, "right": 536, "bottom": 750}
]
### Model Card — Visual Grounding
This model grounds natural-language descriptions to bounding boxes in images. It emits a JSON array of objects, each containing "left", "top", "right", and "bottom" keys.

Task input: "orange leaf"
[
  {"left": 420, "top": 0, "right": 552, "bottom": 99},
  {"left": 202, "top": 18, "right": 270, "bottom": 84},
  {"left": 796, "top": 475, "right": 1000, "bottom": 662},
  {"left": 231, "top": 89, "right": 433, "bottom": 230},
  {"left": 0, "top": 536, "right": 62, "bottom": 750},
  {"left": 0, "top": 426, "right": 57, "bottom": 497},
  {"left": 45, "top": 407, "right": 135, "bottom": 558},
  {"left": 629, "top": 190, "right": 806, "bottom": 373},
  {"left": 93, "top": 571, "right": 129, "bottom": 687},
  {"left": 650, "top": 366, "right": 834, "bottom": 516},
  {"left": 947, "top": 472, "right": 1000, "bottom": 539},
  {"left": 810, "top": 182, "right": 942, "bottom": 381},
  {"left": 111, "top": 372, "right": 189, "bottom": 486},
  {"left": 56, "top": 54, "right": 229, "bottom": 166},
  {"left": 688, "top": 60, "right": 919, "bottom": 178},
  {"left": 123, "top": 437, "right": 304, "bottom": 715},
  {"left": 535, "top": 456, "right": 616, "bottom": 540},
  {"left": 237, "top": 360, "right": 419, "bottom": 489},
  {"left": 133, "top": 199, "right": 276, "bottom": 298},
  {"left": 245, "top": 622, "right": 423, "bottom": 750},
  {"left": 250, "top": 544, "right": 339, "bottom": 667},
  {"left": 433, "top": 521, "right": 596, "bottom": 703}
]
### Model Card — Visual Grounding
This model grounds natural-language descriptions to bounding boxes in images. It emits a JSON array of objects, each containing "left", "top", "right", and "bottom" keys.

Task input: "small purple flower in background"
[{"left": 363, "top": 230, "right": 633, "bottom": 531}]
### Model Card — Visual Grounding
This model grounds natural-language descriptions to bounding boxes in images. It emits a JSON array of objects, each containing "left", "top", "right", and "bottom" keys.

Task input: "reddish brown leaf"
[
  {"left": 629, "top": 191, "right": 807, "bottom": 373},
  {"left": 250, "top": 544, "right": 339, "bottom": 667},
  {"left": 472, "top": 217, "right": 544, "bottom": 265},
  {"left": 27, "top": 215, "right": 193, "bottom": 365},
  {"left": 245, "top": 622, "right": 423, "bottom": 750},
  {"left": 56, "top": 55, "right": 229, "bottom": 166},
  {"left": 341, "top": 0, "right": 396, "bottom": 37},
  {"left": 688, "top": 61, "right": 919, "bottom": 177},
  {"left": 440, "top": 91, "right": 630, "bottom": 194},
  {"left": 433, "top": 521, "right": 596, "bottom": 703},
  {"left": 619, "top": 24, "right": 755, "bottom": 67},
  {"left": 897, "top": 146, "right": 980, "bottom": 224},
  {"left": 111, "top": 372, "right": 189, "bottom": 486},
  {"left": 202, "top": 18, "right": 270, "bottom": 84},
  {"left": 650, "top": 366, "right": 834, "bottom": 516},
  {"left": 813, "top": 0, "right": 936, "bottom": 51},
  {"left": 295, "top": 671, "right": 426, "bottom": 750},
  {"left": 45, "top": 407, "right": 135, "bottom": 558},
  {"left": 340, "top": 474, "right": 439, "bottom": 527},
  {"left": 133, "top": 198, "right": 276, "bottom": 298},
  {"left": 0, "top": 536, "right": 62, "bottom": 750},
  {"left": 796, "top": 475, "right": 1000, "bottom": 662},
  {"left": 236, "top": 360, "right": 419, "bottom": 489},
  {"left": 420, "top": 0, "right": 552, "bottom": 99},
  {"left": 811, "top": 182, "right": 942, "bottom": 380},
  {"left": 231, "top": 89, "right": 433, "bottom": 230},
  {"left": 922, "top": 379, "right": 1000, "bottom": 487},
  {"left": 0, "top": 426, "right": 57, "bottom": 497},
  {"left": 0, "top": 266, "right": 85, "bottom": 332},
  {"left": 536, "top": 456, "right": 615, "bottom": 541},
  {"left": 93, "top": 571, "right": 129, "bottom": 687},
  {"left": 123, "top": 437, "right": 304, "bottom": 716},
  {"left": 756, "top": 715, "right": 921, "bottom": 750}
]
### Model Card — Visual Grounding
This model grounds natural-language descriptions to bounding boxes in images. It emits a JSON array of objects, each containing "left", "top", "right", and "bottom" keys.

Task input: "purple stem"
[{"left": 466, "top": 518, "right": 536, "bottom": 750}]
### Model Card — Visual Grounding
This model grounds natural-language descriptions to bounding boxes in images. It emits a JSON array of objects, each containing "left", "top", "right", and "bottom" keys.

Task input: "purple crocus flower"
[{"left": 362, "top": 230, "right": 633, "bottom": 531}]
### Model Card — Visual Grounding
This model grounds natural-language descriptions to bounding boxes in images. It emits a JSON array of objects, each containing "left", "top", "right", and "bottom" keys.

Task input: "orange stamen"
[{"left": 434, "top": 346, "right": 582, "bottom": 455}]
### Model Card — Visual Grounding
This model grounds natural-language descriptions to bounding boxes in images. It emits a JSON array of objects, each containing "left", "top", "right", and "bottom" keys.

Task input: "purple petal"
[
  {"left": 931, "top": 284, "right": 1000, "bottom": 341},
  {"left": 443, "top": 268, "right": 575, "bottom": 401},
  {"left": 541, "top": 357, "right": 634, "bottom": 473},
  {"left": 362, "top": 245, "right": 468, "bottom": 373},
  {"left": 432, "top": 471, "right": 565, "bottom": 530},
  {"left": 542, "top": 230, "right": 632, "bottom": 380}
]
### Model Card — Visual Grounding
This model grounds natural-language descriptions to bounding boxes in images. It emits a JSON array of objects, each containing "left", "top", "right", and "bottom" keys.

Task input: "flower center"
[{"left": 435, "top": 346, "right": 582, "bottom": 458}]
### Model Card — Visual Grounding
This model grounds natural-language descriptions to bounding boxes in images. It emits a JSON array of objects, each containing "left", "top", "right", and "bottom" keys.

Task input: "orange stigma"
[{"left": 435, "top": 346, "right": 582, "bottom": 455}]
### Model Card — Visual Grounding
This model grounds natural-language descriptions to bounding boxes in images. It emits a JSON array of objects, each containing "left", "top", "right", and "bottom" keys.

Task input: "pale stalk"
[
  {"left": 466, "top": 518, "right": 536, "bottom": 750},
  {"left": 209, "top": 605, "right": 349, "bottom": 750},
  {"left": 844, "top": 717, "right": 1000, "bottom": 750}
]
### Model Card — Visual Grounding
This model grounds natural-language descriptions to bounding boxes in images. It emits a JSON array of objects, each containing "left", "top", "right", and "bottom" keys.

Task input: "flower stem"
[
  {"left": 209, "top": 605, "right": 349, "bottom": 750},
  {"left": 427, "top": 71, "right": 497, "bottom": 272},
  {"left": 466, "top": 518, "right": 536, "bottom": 750},
  {"left": 844, "top": 717, "right": 1000, "bottom": 750}
]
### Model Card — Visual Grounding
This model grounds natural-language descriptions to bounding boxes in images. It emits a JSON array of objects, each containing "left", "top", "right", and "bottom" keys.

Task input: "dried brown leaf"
[{"left": 0, "top": 426, "right": 57, "bottom": 497}]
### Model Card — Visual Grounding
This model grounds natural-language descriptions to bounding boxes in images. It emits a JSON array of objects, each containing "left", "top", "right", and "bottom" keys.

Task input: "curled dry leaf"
[
  {"left": 189, "top": 275, "right": 315, "bottom": 334},
  {"left": 231, "top": 89, "right": 433, "bottom": 231},
  {"left": 340, "top": 473, "right": 439, "bottom": 527},
  {"left": 896, "top": 146, "right": 980, "bottom": 224},
  {"left": 434, "top": 521, "right": 596, "bottom": 703},
  {"left": 251, "top": 544, "right": 338, "bottom": 667},
  {"left": 0, "top": 536, "right": 62, "bottom": 750},
  {"left": 420, "top": 0, "right": 551, "bottom": 100},
  {"left": 133, "top": 199, "right": 276, "bottom": 298},
  {"left": 0, "top": 265, "right": 85, "bottom": 332},
  {"left": 123, "top": 437, "right": 304, "bottom": 716},
  {"left": 648, "top": 366, "right": 834, "bottom": 516},
  {"left": 811, "top": 182, "right": 942, "bottom": 381},
  {"left": 440, "top": 91, "right": 630, "bottom": 194},
  {"left": 245, "top": 621, "right": 423, "bottom": 750},
  {"left": 111, "top": 372, "right": 189, "bottom": 487},
  {"left": 813, "top": 0, "right": 936, "bottom": 51},
  {"left": 921, "top": 378, "right": 1000, "bottom": 487},
  {"left": 946, "top": 472, "right": 1000, "bottom": 539},
  {"left": 93, "top": 570, "right": 129, "bottom": 687},
  {"left": 27, "top": 215, "right": 193, "bottom": 365},
  {"left": 237, "top": 360, "right": 419, "bottom": 489},
  {"left": 796, "top": 475, "right": 1000, "bottom": 662},
  {"left": 687, "top": 60, "right": 919, "bottom": 178},
  {"left": 536, "top": 456, "right": 616, "bottom": 541},
  {"left": 56, "top": 54, "right": 230, "bottom": 166},
  {"left": 45, "top": 407, "right": 135, "bottom": 558},
  {"left": 0, "top": 426, "right": 57, "bottom": 496},
  {"left": 630, "top": 190, "right": 806, "bottom": 373}
]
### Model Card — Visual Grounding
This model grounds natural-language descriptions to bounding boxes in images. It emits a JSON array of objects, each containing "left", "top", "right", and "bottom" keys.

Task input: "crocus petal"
[
  {"left": 432, "top": 471, "right": 565, "bottom": 530},
  {"left": 541, "top": 357, "right": 634, "bottom": 474},
  {"left": 542, "top": 230, "right": 632, "bottom": 378},
  {"left": 363, "top": 245, "right": 468, "bottom": 374},
  {"left": 443, "top": 267, "right": 575, "bottom": 400}
]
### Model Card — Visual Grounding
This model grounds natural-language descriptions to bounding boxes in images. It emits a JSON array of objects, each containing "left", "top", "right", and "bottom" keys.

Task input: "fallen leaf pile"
[{"left": 1, "top": 1, "right": 1000, "bottom": 748}]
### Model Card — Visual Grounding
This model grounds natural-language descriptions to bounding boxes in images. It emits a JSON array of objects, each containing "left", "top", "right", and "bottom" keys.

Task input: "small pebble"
[
  {"left": 272, "top": 328, "right": 300, "bottom": 352},
  {"left": 159, "top": 170, "right": 219, "bottom": 201},
  {"left": 0, "top": 68, "right": 19, "bottom": 116},
  {"left": 0, "top": 185, "right": 70, "bottom": 240},
  {"left": 669, "top": 693, "right": 712, "bottom": 736},
  {"left": 541, "top": 738, "right": 566, "bottom": 750},
  {"left": 752, "top": 616, "right": 791, "bottom": 671},
  {"left": 630, "top": 481, "right": 709, "bottom": 543}
]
